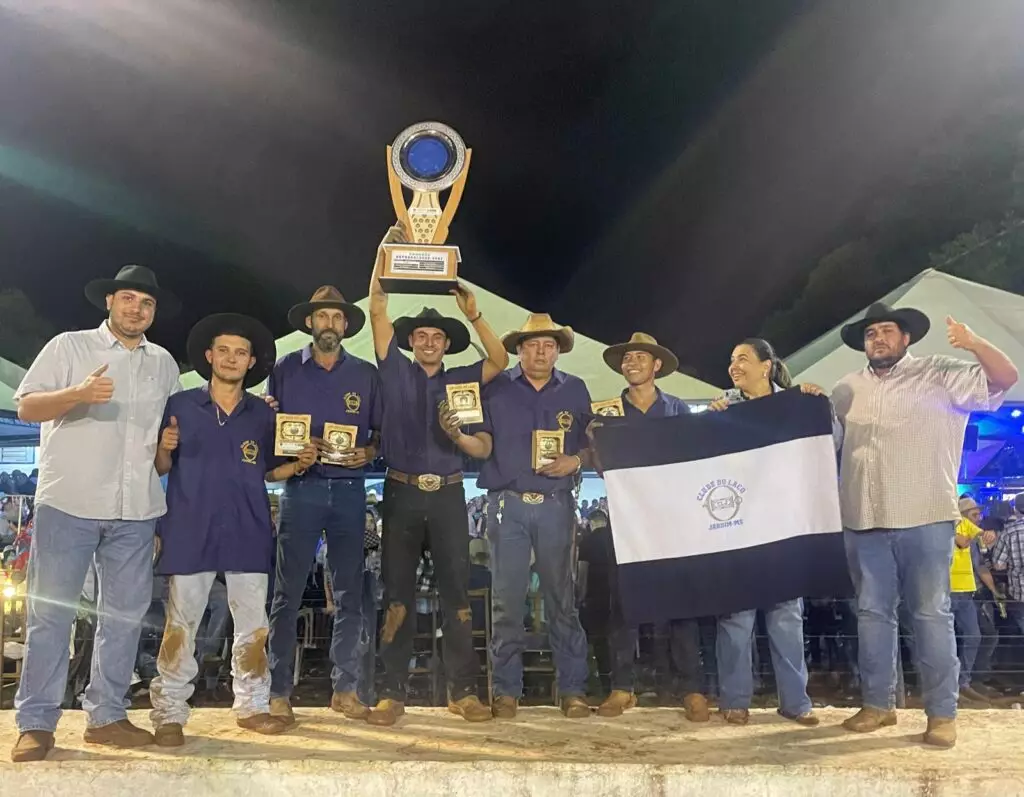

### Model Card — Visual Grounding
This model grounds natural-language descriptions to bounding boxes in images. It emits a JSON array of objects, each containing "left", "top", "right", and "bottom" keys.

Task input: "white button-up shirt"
[
  {"left": 15, "top": 322, "right": 181, "bottom": 521},
  {"left": 832, "top": 353, "right": 1002, "bottom": 531}
]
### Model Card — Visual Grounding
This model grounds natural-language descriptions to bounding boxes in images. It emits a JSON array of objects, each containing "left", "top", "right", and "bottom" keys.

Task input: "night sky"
[{"left": 1, "top": 1, "right": 1022, "bottom": 385}]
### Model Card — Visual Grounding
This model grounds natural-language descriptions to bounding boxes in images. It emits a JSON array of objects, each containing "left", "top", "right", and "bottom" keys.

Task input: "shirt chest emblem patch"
[
  {"left": 240, "top": 440, "right": 259, "bottom": 465},
  {"left": 556, "top": 410, "right": 574, "bottom": 431},
  {"left": 344, "top": 392, "right": 362, "bottom": 414}
]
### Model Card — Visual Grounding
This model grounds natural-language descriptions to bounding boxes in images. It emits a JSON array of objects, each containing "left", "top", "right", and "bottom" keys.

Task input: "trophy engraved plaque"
[
  {"left": 591, "top": 397, "right": 625, "bottom": 417},
  {"left": 321, "top": 423, "right": 359, "bottom": 465},
  {"left": 532, "top": 429, "right": 565, "bottom": 470},
  {"left": 275, "top": 413, "right": 311, "bottom": 457},
  {"left": 446, "top": 382, "right": 483, "bottom": 425},
  {"left": 382, "top": 121, "right": 471, "bottom": 294}
]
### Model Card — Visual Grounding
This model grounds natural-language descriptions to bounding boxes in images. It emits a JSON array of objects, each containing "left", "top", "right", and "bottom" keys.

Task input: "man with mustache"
[
  {"left": 265, "top": 286, "right": 383, "bottom": 726},
  {"left": 832, "top": 303, "right": 1018, "bottom": 748},
  {"left": 366, "top": 223, "right": 508, "bottom": 726}
]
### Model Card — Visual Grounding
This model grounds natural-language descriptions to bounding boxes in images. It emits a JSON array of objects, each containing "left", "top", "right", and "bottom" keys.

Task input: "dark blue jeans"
[
  {"left": 487, "top": 490, "right": 589, "bottom": 698},
  {"left": 357, "top": 568, "right": 381, "bottom": 706},
  {"left": 268, "top": 476, "right": 365, "bottom": 698},
  {"left": 950, "top": 592, "right": 981, "bottom": 688}
]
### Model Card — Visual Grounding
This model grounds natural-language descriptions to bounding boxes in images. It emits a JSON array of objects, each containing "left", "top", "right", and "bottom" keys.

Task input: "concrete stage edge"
[{"left": 2, "top": 707, "right": 1022, "bottom": 796}]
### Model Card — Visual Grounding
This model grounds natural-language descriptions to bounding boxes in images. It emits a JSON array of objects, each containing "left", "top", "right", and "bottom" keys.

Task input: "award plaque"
[
  {"left": 532, "top": 429, "right": 565, "bottom": 470},
  {"left": 446, "top": 382, "right": 483, "bottom": 425},
  {"left": 382, "top": 121, "right": 471, "bottom": 294},
  {"left": 275, "top": 414, "right": 311, "bottom": 457},
  {"left": 321, "top": 423, "right": 359, "bottom": 465},
  {"left": 591, "top": 397, "right": 625, "bottom": 417}
]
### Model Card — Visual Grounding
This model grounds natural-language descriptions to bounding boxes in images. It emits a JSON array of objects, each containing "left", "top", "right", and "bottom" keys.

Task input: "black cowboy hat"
[
  {"left": 287, "top": 285, "right": 366, "bottom": 338},
  {"left": 394, "top": 307, "right": 470, "bottom": 355},
  {"left": 840, "top": 302, "right": 931, "bottom": 351},
  {"left": 84, "top": 264, "right": 181, "bottom": 318},
  {"left": 186, "top": 313, "right": 276, "bottom": 389}
]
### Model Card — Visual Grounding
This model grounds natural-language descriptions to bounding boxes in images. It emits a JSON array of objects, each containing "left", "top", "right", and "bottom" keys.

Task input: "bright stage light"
[
  {"left": 2, "top": 585, "right": 15, "bottom": 599},
  {"left": 1012, "top": 409, "right": 1022, "bottom": 418}
]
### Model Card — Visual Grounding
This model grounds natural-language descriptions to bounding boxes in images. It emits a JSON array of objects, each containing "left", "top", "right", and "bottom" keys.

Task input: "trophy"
[
  {"left": 321, "top": 423, "right": 359, "bottom": 465},
  {"left": 382, "top": 121, "right": 471, "bottom": 294},
  {"left": 591, "top": 397, "right": 625, "bottom": 417},
  {"left": 275, "top": 414, "right": 311, "bottom": 457},
  {"left": 532, "top": 429, "right": 565, "bottom": 470},
  {"left": 446, "top": 382, "right": 483, "bottom": 425}
]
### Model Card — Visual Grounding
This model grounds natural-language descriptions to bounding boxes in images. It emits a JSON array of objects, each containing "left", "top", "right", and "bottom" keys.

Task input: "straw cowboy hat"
[
  {"left": 501, "top": 313, "right": 575, "bottom": 354},
  {"left": 393, "top": 307, "right": 470, "bottom": 355},
  {"left": 840, "top": 302, "right": 930, "bottom": 351},
  {"left": 84, "top": 264, "right": 181, "bottom": 318},
  {"left": 186, "top": 313, "right": 276, "bottom": 389},
  {"left": 287, "top": 285, "right": 366, "bottom": 338},
  {"left": 602, "top": 332, "right": 679, "bottom": 378}
]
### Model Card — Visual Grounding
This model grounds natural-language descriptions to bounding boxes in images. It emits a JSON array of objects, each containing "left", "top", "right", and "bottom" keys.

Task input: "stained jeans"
[
  {"left": 845, "top": 523, "right": 958, "bottom": 718},
  {"left": 488, "top": 490, "right": 589, "bottom": 698},
  {"left": 15, "top": 505, "right": 156, "bottom": 733},
  {"left": 268, "top": 476, "right": 365, "bottom": 698},
  {"left": 950, "top": 592, "right": 981, "bottom": 688},
  {"left": 716, "top": 599, "right": 811, "bottom": 716}
]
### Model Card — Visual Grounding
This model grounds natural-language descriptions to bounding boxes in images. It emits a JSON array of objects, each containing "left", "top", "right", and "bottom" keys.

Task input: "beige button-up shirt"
[
  {"left": 15, "top": 322, "right": 181, "bottom": 521},
  {"left": 832, "top": 353, "right": 1002, "bottom": 531}
]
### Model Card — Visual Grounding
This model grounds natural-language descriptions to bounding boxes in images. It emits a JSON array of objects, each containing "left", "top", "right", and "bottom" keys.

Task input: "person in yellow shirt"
[{"left": 952, "top": 497, "right": 998, "bottom": 703}]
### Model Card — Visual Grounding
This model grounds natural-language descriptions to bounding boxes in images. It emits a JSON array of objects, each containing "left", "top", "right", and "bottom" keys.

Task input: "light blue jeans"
[
  {"left": 717, "top": 599, "right": 811, "bottom": 716},
  {"left": 844, "top": 523, "right": 958, "bottom": 718},
  {"left": 15, "top": 504, "right": 156, "bottom": 733}
]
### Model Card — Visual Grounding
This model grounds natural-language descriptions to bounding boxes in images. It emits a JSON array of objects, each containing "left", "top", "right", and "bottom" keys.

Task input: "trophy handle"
[
  {"left": 386, "top": 145, "right": 412, "bottom": 230},
  {"left": 436, "top": 148, "right": 471, "bottom": 243}
]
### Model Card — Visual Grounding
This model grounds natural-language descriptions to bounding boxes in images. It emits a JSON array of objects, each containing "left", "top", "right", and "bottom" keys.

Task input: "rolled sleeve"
[
  {"left": 14, "top": 334, "right": 71, "bottom": 400},
  {"left": 933, "top": 355, "right": 1004, "bottom": 413}
]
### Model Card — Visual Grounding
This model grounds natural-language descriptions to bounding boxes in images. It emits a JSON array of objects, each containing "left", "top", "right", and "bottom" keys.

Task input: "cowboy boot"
[
  {"left": 597, "top": 690, "right": 637, "bottom": 718},
  {"left": 331, "top": 691, "right": 371, "bottom": 720},
  {"left": 923, "top": 717, "right": 957, "bottom": 748},
  {"left": 842, "top": 706, "right": 897, "bottom": 733},
  {"left": 448, "top": 695, "right": 492, "bottom": 723},
  {"left": 491, "top": 696, "right": 518, "bottom": 719}
]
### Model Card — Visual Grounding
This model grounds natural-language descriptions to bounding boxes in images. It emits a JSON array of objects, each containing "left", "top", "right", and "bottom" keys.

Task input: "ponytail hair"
[{"left": 741, "top": 337, "right": 792, "bottom": 389}]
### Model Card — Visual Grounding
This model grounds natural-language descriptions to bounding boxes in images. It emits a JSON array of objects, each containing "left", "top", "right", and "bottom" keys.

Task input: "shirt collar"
[
  {"left": 621, "top": 386, "right": 667, "bottom": 407},
  {"left": 96, "top": 321, "right": 148, "bottom": 351},
  {"left": 195, "top": 383, "right": 253, "bottom": 414},
  {"left": 302, "top": 344, "right": 347, "bottom": 368},
  {"left": 510, "top": 364, "right": 566, "bottom": 385},
  {"left": 865, "top": 351, "right": 916, "bottom": 379}
]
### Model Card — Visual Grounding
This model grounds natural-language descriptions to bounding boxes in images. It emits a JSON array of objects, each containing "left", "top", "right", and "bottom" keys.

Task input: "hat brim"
[
  {"left": 602, "top": 342, "right": 678, "bottom": 378},
  {"left": 186, "top": 313, "right": 277, "bottom": 389},
  {"left": 840, "top": 308, "right": 930, "bottom": 351},
  {"left": 84, "top": 279, "right": 181, "bottom": 318},
  {"left": 501, "top": 328, "right": 575, "bottom": 355},
  {"left": 287, "top": 301, "right": 366, "bottom": 338},
  {"left": 394, "top": 314, "right": 470, "bottom": 355}
]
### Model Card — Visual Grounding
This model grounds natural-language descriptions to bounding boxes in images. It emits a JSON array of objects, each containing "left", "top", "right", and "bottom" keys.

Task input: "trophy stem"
[
  {"left": 437, "top": 148, "right": 472, "bottom": 243},
  {"left": 386, "top": 145, "right": 412, "bottom": 230}
]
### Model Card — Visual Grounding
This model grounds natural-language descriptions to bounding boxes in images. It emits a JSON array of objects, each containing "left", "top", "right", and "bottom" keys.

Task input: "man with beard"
[
  {"left": 11, "top": 266, "right": 181, "bottom": 762},
  {"left": 150, "top": 314, "right": 317, "bottom": 744},
  {"left": 265, "top": 286, "right": 383, "bottom": 725},
  {"left": 442, "top": 313, "right": 592, "bottom": 719},
  {"left": 367, "top": 224, "right": 508, "bottom": 726},
  {"left": 832, "top": 303, "right": 1017, "bottom": 748},
  {"left": 584, "top": 333, "right": 710, "bottom": 722}
]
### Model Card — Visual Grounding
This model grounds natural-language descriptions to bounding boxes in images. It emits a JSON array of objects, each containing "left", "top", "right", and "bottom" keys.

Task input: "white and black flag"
[{"left": 593, "top": 390, "right": 851, "bottom": 625}]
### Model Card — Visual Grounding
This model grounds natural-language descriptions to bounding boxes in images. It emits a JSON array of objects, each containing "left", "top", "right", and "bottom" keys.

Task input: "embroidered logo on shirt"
[
  {"left": 240, "top": 440, "right": 259, "bottom": 465},
  {"left": 344, "top": 392, "right": 362, "bottom": 414},
  {"left": 556, "top": 410, "right": 574, "bottom": 431}
]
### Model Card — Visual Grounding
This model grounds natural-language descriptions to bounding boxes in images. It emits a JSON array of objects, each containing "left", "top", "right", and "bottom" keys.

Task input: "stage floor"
[{"left": 3, "top": 707, "right": 1023, "bottom": 795}]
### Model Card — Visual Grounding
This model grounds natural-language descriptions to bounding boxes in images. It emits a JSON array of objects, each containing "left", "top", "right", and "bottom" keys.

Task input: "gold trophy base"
[{"left": 381, "top": 243, "right": 460, "bottom": 295}]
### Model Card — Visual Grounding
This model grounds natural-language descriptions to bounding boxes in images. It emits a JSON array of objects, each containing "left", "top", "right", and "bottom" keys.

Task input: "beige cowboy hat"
[
  {"left": 602, "top": 332, "right": 679, "bottom": 378},
  {"left": 501, "top": 313, "right": 575, "bottom": 354}
]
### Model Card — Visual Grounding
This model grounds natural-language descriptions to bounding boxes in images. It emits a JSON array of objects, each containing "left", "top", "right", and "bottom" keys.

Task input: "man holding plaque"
[
  {"left": 264, "top": 286, "right": 384, "bottom": 725},
  {"left": 446, "top": 313, "right": 593, "bottom": 719},
  {"left": 586, "top": 333, "right": 709, "bottom": 722},
  {"left": 367, "top": 224, "right": 508, "bottom": 726}
]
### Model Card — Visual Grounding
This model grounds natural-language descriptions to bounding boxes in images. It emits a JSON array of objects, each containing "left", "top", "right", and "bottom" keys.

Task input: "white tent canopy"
[
  {"left": 182, "top": 279, "right": 720, "bottom": 400},
  {"left": 788, "top": 269, "right": 1024, "bottom": 401}
]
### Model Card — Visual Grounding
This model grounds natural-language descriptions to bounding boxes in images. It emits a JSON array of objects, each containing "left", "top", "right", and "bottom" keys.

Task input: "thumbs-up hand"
[
  {"left": 160, "top": 416, "right": 180, "bottom": 452},
  {"left": 946, "top": 315, "right": 978, "bottom": 352},
  {"left": 77, "top": 363, "right": 115, "bottom": 404}
]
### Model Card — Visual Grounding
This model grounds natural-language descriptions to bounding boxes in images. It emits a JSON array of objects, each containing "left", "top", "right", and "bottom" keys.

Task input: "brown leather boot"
[
  {"left": 448, "top": 695, "right": 493, "bottom": 723},
  {"left": 560, "top": 695, "right": 591, "bottom": 718},
  {"left": 269, "top": 697, "right": 295, "bottom": 727},
  {"left": 597, "top": 690, "right": 637, "bottom": 718},
  {"left": 682, "top": 693, "right": 710, "bottom": 723},
  {"left": 331, "top": 691, "right": 371, "bottom": 720},
  {"left": 236, "top": 713, "right": 289, "bottom": 735},
  {"left": 83, "top": 719, "right": 155, "bottom": 748},
  {"left": 154, "top": 724, "right": 185, "bottom": 747},
  {"left": 721, "top": 708, "right": 749, "bottom": 726},
  {"left": 923, "top": 717, "right": 957, "bottom": 748},
  {"left": 366, "top": 699, "right": 406, "bottom": 727},
  {"left": 842, "top": 706, "right": 897, "bottom": 733},
  {"left": 779, "top": 709, "right": 820, "bottom": 727},
  {"left": 492, "top": 696, "right": 518, "bottom": 719},
  {"left": 10, "top": 731, "right": 54, "bottom": 763}
]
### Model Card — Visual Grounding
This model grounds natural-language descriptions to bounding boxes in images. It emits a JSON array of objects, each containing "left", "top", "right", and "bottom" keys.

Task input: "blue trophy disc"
[
  {"left": 390, "top": 122, "right": 467, "bottom": 193},
  {"left": 403, "top": 134, "right": 455, "bottom": 181}
]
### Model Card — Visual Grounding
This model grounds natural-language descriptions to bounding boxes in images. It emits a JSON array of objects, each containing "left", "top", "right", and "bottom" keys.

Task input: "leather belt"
[
  {"left": 503, "top": 489, "right": 568, "bottom": 505},
  {"left": 387, "top": 469, "right": 463, "bottom": 492}
]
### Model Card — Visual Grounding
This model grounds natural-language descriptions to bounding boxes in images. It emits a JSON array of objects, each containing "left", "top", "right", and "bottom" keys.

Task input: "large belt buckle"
[
  {"left": 522, "top": 492, "right": 545, "bottom": 505},
  {"left": 417, "top": 474, "right": 442, "bottom": 492}
]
